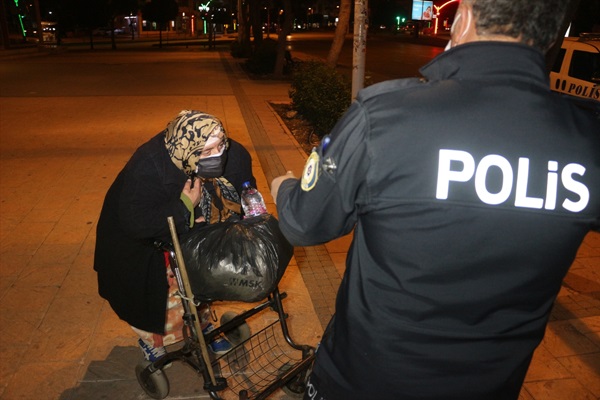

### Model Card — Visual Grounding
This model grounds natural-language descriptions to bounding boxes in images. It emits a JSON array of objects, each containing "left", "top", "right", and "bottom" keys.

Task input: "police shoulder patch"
[{"left": 301, "top": 151, "right": 320, "bottom": 191}]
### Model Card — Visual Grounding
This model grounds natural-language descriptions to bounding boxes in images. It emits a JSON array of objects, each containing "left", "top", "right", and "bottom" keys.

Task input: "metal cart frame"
[{"left": 135, "top": 217, "right": 315, "bottom": 399}]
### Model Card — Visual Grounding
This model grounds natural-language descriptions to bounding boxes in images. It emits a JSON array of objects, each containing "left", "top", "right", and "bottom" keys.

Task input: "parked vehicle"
[
  {"left": 41, "top": 21, "right": 57, "bottom": 42},
  {"left": 397, "top": 21, "right": 417, "bottom": 35},
  {"left": 550, "top": 33, "right": 600, "bottom": 101},
  {"left": 92, "top": 27, "right": 126, "bottom": 36}
]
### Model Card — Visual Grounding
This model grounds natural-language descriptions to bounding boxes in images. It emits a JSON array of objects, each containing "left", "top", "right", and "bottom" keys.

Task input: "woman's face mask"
[
  {"left": 195, "top": 151, "right": 228, "bottom": 178},
  {"left": 191, "top": 134, "right": 228, "bottom": 178}
]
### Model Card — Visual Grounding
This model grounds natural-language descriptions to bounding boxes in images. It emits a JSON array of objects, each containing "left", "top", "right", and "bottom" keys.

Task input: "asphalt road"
[
  {"left": 285, "top": 30, "right": 448, "bottom": 83},
  {"left": 0, "top": 29, "right": 449, "bottom": 98},
  {"left": 0, "top": 50, "right": 230, "bottom": 97}
]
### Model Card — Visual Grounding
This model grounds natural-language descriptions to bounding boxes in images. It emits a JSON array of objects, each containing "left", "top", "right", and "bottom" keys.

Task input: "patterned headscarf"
[
  {"left": 164, "top": 110, "right": 229, "bottom": 176},
  {"left": 164, "top": 110, "right": 241, "bottom": 223}
]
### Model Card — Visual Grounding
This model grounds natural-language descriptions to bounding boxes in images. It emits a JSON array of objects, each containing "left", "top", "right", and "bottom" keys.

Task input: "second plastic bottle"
[{"left": 241, "top": 181, "right": 268, "bottom": 217}]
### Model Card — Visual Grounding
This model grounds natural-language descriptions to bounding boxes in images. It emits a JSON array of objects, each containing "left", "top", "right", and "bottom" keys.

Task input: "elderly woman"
[{"left": 94, "top": 110, "right": 256, "bottom": 361}]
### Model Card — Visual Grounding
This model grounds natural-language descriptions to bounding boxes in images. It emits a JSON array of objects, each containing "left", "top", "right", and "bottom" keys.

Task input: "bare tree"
[
  {"left": 236, "top": 0, "right": 252, "bottom": 56},
  {"left": 250, "top": 0, "right": 262, "bottom": 47},
  {"left": 273, "top": 0, "right": 293, "bottom": 77},
  {"left": 326, "top": 0, "right": 351, "bottom": 68},
  {"left": 107, "top": 0, "right": 139, "bottom": 49},
  {"left": 143, "top": 0, "right": 178, "bottom": 49}
]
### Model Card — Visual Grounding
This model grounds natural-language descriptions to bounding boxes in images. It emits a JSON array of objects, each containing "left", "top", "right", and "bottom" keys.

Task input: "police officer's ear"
[{"left": 450, "top": 2, "right": 476, "bottom": 47}]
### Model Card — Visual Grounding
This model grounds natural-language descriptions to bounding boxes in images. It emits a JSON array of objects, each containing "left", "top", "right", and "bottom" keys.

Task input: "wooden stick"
[{"left": 167, "top": 216, "right": 217, "bottom": 386}]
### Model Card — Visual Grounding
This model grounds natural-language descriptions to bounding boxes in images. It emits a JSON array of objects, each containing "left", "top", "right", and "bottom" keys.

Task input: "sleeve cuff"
[{"left": 180, "top": 193, "right": 195, "bottom": 228}]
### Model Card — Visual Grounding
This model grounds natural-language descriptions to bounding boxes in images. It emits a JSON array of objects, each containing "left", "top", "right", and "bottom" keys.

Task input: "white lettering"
[
  {"left": 436, "top": 150, "right": 590, "bottom": 213},
  {"left": 515, "top": 158, "right": 544, "bottom": 209},
  {"left": 474, "top": 155, "right": 513, "bottom": 205},
  {"left": 436, "top": 150, "right": 475, "bottom": 199},
  {"left": 545, "top": 161, "right": 558, "bottom": 210},
  {"left": 561, "top": 163, "right": 589, "bottom": 212},
  {"left": 306, "top": 379, "right": 318, "bottom": 400}
]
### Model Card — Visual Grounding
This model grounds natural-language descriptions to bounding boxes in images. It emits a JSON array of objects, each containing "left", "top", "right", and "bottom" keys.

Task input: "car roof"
[{"left": 562, "top": 34, "right": 600, "bottom": 52}]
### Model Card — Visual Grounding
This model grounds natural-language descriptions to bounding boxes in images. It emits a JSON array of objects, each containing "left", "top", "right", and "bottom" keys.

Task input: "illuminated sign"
[{"left": 412, "top": 1, "right": 434, "bottom": 21}]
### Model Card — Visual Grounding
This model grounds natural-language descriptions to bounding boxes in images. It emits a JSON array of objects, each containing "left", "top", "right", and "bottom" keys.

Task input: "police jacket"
[
  {"left": 94, "top": 133, "right": 254, "bottom": 333},
  {"left": 275, "top": 42, "right": 600, "bottom": 399}
]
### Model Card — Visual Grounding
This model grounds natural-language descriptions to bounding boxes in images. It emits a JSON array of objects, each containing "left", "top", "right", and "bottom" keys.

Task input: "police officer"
[{"left": 270, "top": 1, "right": 600, "bottom": 399}]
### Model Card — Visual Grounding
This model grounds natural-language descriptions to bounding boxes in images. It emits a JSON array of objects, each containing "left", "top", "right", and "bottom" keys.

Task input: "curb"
[{"left": 266, "top": 101, "right": 311, "bottom": 159}]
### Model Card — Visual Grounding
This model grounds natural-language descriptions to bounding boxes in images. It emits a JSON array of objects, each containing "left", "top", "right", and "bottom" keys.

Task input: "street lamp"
[
  {"left": 434, "top": 0, "right": 458, "bottom": 35},
  {"left": 199, "top": 2, "right": 211, "bottom": 35}
]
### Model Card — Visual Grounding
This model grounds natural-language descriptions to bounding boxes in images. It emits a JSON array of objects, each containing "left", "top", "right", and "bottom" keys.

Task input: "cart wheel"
[
  {"left": 135, "top": 360, "right": 170, "bottom": 399},
  {"left": 279, "top": 362, "right": 307, "bottom": 398},
  {"left": 220, "top": 311, "right": 251, "bottom": 346}
]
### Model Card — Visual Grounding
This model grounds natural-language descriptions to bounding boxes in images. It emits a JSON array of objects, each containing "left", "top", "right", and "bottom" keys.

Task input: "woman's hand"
[{"left": 182, "top": 178, "right": 202, "bottom": 207}]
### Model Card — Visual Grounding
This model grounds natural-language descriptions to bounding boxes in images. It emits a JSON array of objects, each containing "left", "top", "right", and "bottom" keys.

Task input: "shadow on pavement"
[{"left": 58, "top": 346, "right": 209, "bottom": 400}]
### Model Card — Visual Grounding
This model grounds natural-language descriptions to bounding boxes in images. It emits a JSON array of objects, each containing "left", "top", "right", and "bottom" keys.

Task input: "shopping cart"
[{"left": 135, "top": 216, "right": 316, "bottom": 400}]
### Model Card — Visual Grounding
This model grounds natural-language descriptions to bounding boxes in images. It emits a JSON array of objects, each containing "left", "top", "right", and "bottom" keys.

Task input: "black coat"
[{"left": 94, "top": 133, "right": 254, "bottom": 333}]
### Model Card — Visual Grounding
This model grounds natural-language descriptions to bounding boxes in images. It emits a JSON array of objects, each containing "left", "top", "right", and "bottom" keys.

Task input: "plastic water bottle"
[{"left": 241, "top": 181, "right": 268, "bottom": 217}]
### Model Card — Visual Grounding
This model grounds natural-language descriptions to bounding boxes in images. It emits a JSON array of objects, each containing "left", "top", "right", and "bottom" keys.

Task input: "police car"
[{"left": 550, "top": 33, "right": 599, "bottom": 101}]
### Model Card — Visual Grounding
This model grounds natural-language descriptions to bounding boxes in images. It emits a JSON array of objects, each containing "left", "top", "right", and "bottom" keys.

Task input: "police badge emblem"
[{"left": 301, "top": 150, "right": 320, "bottom": 191}]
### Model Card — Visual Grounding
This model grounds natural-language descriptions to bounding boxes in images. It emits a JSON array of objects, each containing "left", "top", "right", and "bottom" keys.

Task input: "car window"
[
  {"left": 552, "top": 48, "right": 566, "bottom": 73},
  {"left": 569, "top": 50, "right": 600, "bottom": 82}
]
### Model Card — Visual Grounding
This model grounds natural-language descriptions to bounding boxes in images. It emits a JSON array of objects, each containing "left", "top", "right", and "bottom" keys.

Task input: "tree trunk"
[
  {"left": 351, "top": 0, "right": 368, "bottom": 98},
  {"left": 33, "top": 0, "right": 44, "bottom": 46},
  {"left": 208, "top": 19, "right": 214, "bottom": 49},
  {"left": 110, "top": 18, "right": 117, "bottom": 50},
  {"left": 159, "top": 23, "right": 163, "bottom": 48},
  {"left": 326, "top": 0, "right": 351, "bottom": 68},
  {"left": 237, "top": 0, "right": 246, "bottom": 45},
  {"left": 273, "top": 0, "right": 293, "bottom": 77},
  {"left": 237, "top": 0, "right": 252, "bottom": 56},
  {"left": 0, "top": 0, "right": 10, "bottom": 49},
  {"left": 250, "top": 0, "right": 262, "bottom": 47},
  {"left": 243, "top": 1, "right": 252, "bottom": 52}
]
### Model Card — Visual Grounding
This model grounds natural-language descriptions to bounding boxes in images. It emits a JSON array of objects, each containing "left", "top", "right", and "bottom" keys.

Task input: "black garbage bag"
[{"left": 179, "top": 214, "right": 293, "bottom": 303}]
